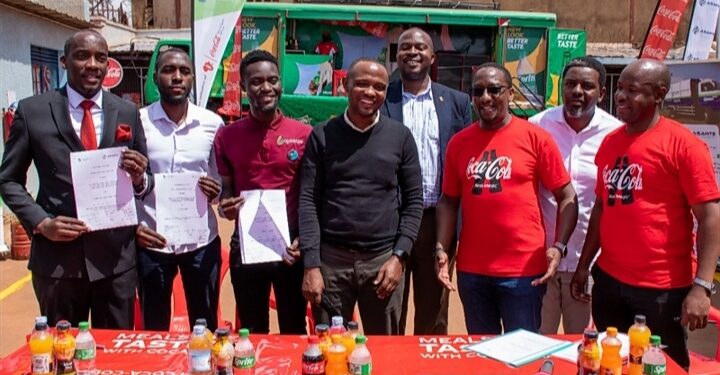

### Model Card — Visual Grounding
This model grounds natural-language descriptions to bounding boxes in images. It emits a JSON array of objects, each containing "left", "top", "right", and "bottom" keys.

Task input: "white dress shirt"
[
  {"left": 402, "top": 83, "right": 440, "bottom": 208},
  {"left": 138, "top": 101, "right": 224, "bottom": 254},
  {"left": 529, "top": 106, "right": 622, "bottom": 272},
  {"left": 67, "top": 85, "right": 104, "bottom": 141}
]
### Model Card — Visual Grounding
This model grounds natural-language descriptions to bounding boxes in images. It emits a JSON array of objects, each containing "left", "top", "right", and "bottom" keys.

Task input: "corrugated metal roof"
[{"left": 0, "top": 0, "right": 91, "bottom": 29}]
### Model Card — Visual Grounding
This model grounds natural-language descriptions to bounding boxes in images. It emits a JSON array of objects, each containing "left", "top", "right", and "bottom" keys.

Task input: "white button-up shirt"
[
  {"left": 138, "top": 101, "right": 224, "bottom": 254},
  {"left": 529, "top": 106, "right": 622, "bottom": 272},
  {"left": 67, "top": 85, "right": 104, "bottom": 141},
  {"left": 402, "top": 83, "right": 440, "bottom": 208}
]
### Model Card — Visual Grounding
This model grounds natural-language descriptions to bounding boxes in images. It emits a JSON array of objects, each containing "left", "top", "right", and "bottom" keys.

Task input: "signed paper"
[
  {"left": 238, "top": 189, "right": 290, "bottom": 264},
  {"left": 70, "top": 147, "right": 138, "bottom": 231},
  {"left": 465, "top": 329, "right": 573, "bottom": 367},
  {"left": 155, "top": 172, "right": 209, "bottom": 246}
]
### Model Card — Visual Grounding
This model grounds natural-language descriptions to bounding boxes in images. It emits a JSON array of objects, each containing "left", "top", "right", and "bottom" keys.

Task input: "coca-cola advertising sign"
[
  {"left": 640, "top": 0, "right": 690, "bottom": 60},
  {"left": 102, "top": 57, "right": 123, "bottom": 89}
]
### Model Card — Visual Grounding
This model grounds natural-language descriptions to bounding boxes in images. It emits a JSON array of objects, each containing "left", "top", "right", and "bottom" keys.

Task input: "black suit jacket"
[
  {"left": 381, "top": 80, "right": 473, "bottom": 187},
  {"left": 0, "top": 87, "right": 153, "bottom": 281}
]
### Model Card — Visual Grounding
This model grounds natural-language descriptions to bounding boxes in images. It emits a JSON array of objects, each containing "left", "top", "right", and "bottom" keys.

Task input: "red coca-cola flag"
[
  {"left": 639, "top": 0, "right": 691, "bottom": 60},
  {"left": 219, "top": 16, "right": 243, "bottom": 118}
]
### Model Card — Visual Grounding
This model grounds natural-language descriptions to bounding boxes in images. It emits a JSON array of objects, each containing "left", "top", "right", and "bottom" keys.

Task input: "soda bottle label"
[
  {"left": 629, "top": 353, "right": 642, "bottom": 365},
  {"left": 31, "top": 353, "right": 53, "bottom": 373},
  {"left": 349, "top": 362, "right": 372, "bottom": 375},
  {"left": 601, "top": 367, "right": 620, "bottom": 375},
  {"left": 74, "top": 348, "right": 96, "bottom": 360},
  {"left": 643, "top": 364, "right": 666, "bottom": 375},
  {"left": 302, "top": 360, "right": 325, "bottom": 374},
  {"left": 233, "top": 355, "right": 256, "bottom": 369},
  {"left": 56, "top": 358, "right": 75, "bottom": 374},
  {"left": 215, "top": 366, "right": 231, "bottom": 375},
  {"left": 189, "top": 350, "right": 211, "bottom": 372}
]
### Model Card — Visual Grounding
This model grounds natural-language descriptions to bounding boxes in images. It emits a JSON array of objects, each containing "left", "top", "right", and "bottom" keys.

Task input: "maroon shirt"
[{"left": 214, "top": 112, "right": 312, "bottom": 231}]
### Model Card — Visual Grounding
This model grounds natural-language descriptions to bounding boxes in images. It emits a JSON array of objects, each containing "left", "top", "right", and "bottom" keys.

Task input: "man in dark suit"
[
  {"left": 0, "top": 30, "right": 152, "bottom": 329},
  {"left": 381, "top": 27, "right": 472, "bottom": 335}
]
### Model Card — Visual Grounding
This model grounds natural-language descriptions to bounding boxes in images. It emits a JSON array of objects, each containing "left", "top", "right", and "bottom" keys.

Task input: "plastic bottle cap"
[
  {"left": 606, "top": 327, "right": 617, "bottom": 336},
  {"left": 583, "top": 329, "right": 598, "bottom": 339},
  {"left": 35, "top": 316, "right": 47, "bottom": 325},
  {"left": 348, "top": 321, "right": 359, "bottom": 330},
  {"left": 56, "top": 320, "right": 71, "bottom": 330},
  {"left": 355, "top": 335, "right": 367, "bottom": 344},
  {"left": 78, "top": 322, "right": 90, "bottom": 330},
  {"left": 195, "top": 318, "right": 208, "bottom": 327},
  {"left": 215, "top": 327, "right": 229, "bottom": 337},
  {"left": 634, "top": 315, "right": 647, "bottom": 324},
  {"left": 650, "top": 335, "right": 661, "bottom": 345},
  {"left": 315, "top": 324, "right": 329, "bottom": 333},
  {"left": 35, "top": 322, "right": 48, "bottom": 331},
  {"left": 239, "top": 328, "right": 250, "bottom": 338},
  {"left": 193, "top": 325, "right": 205, "bottom": 335},
  {"left": 308, "top": 335, "right": 320, "bottom": 344},
  {"left": 331, "top": 316, "right": 344, "bottom": 326}
]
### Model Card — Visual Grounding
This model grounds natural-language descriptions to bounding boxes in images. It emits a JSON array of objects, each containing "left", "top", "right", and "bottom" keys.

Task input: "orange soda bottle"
[
  {"left": 577, "top": 329, "right": 600, "bottom": 375},
  {"left": 54, "top": 320, "right": 76, "bottom": 374},
  {"left": 29, "top": 321, "right": 54, "bottom": 375},
  {"left": 315, "top": 324, "right": 331, "bottom": 357},
  {"left": 628, "top": 315, "right": 651, "bottom": 375},
  {"left": 325, "top": 334, "right": 348, "bottom": 375},
  {"left": 342, "top": 321, "right": 359, "bottom": 354},
  {"left": 599, "top": 327, "right": 622, "bottom": 375}
]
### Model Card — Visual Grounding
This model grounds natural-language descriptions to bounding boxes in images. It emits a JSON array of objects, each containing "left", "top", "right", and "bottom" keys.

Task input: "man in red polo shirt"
[
  {"left": 435, "top": 63, "right": 578, "bottom": 334},
  {"left": 571, "top": 59, "right": 720, "bottom": 370},
  {"left": 214, "top": 50, "right": 311, "bottom": 334}
]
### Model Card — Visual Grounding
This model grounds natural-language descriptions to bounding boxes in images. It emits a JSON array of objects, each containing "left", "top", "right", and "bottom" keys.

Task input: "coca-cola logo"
[
  {"left": 203, "top": 61, "right": 213, "bottom": 73},
  {"left": 642, "top": 46, "right": 666, "bottom": 60},
  {"left": 603, "top": 163, "right": 643, "bottom": 191},
  {"left": 102, "top": 57, "right": 123, "bottom": 89},
  {"left": 657, "top": 5, "right": 683, "bottom": 22},
  {"left": 466, "top": 156, "right": 512, "bottom": 180},
  {"left": 649, "top": 25, "right": 675, "bottom": 42}
]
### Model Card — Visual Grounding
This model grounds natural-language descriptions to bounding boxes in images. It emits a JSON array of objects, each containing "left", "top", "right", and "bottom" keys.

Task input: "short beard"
[{"left": 159, "top": 91, "right": 188, "bottom": 106}]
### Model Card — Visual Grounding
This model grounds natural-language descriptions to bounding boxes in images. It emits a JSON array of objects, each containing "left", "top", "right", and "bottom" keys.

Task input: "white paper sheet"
[
  {"left": 70, "top": 147, "right": 138, "bottom": 231},
  {"left": 464, "top": 329, "right": 573, "bottom": 367},
  {"left": 155, "top": 172, "right": 210, "bottom": 246},
  {"left": 238, "top": 189, "right": 290, "bottom": 264},
  {"left": 552, "top": 332, "right": 630, "bottom": 364}
]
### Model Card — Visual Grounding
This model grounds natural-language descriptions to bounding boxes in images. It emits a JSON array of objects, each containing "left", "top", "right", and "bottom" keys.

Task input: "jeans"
[
  {"left": 457, "top": 271, "right": 546, "bottom": 334},
  {"left": 137, "top": 237, "right": 221, "bottom": 331},
  {"left": 591, "top": 266, "right": 690, "bottom": 370}
]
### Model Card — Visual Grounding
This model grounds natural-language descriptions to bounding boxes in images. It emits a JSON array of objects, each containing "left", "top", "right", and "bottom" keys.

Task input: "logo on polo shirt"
[
  {"left": 466, "top": 149, "right": 512, "bottom": 194},
  {"left": 603, "top": 155, "right": 643, "bottom": 206},
  {"left": 276, "top": 135, "right": 305, "bottom": 146}
]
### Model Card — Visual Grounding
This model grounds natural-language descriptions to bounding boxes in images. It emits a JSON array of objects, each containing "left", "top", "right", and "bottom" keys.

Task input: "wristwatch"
[
  {"left": 392, "top": 249, "right": 409, "bottom": 263},
  {"left": 552, "top": 241, "right": 568, "bottom": 259},
  {"left": 692, "top": 277, "right": 717, "bottom": 296}
]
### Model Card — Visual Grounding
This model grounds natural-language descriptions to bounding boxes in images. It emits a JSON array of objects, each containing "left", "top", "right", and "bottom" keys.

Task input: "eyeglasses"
[{"left": 472, "top": 86, "right": 507, "bottom": 97}]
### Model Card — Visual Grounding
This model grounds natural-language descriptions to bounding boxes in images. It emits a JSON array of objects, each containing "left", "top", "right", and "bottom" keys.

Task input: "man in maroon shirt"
[{"left": 214, "top": 50, "right": 312, "bottom": 334}]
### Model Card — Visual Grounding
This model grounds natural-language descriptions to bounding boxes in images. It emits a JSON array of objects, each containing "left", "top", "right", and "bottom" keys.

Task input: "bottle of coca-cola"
[
  {"left": 620, "top": 156, "right": 634, "bottom": 205},
  {"left": 302, "top": 335, "right": 325, "bottom": 375},
  {"left": 606, "top": 156, "right": 623, "bottom": 207}
]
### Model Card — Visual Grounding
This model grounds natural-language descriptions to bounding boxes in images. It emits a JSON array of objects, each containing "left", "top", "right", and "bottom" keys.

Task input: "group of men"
[{"left": 0, "top": 27, "right": 717, "bottom": 371}]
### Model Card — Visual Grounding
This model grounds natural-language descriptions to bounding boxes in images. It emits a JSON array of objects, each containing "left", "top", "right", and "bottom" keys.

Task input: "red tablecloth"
[{"left": 0, "top": 330, "right": 688, "bottom": 374}]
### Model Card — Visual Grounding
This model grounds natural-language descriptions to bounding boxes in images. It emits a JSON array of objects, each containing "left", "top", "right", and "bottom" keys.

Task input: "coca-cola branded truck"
[{"left": 142, "top": 2, "right": 586, "bottom": 123}]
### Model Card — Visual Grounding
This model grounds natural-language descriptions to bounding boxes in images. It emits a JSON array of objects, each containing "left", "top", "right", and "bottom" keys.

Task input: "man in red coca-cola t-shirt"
[{"left": 571, "top": 59, "right": 720, "bottom": 371}]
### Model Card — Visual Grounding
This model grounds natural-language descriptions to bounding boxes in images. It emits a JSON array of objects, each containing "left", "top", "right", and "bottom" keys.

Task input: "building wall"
[
  {"left": 495, "top": 0, "right": 692, "bottom": 45},
  {"left": 153, "top": 0, "right": 191, "bottom": 28},
  {"left": 36, "top": 0, "right": 86, "bottom": 20}
]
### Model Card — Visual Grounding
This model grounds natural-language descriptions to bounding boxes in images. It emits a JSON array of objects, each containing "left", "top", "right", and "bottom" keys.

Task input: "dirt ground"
[{"left": 1, "top": 213, "right": 718, "bottom": 363}]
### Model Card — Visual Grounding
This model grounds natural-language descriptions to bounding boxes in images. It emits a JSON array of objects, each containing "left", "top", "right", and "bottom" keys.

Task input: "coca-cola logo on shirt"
[
  {"left": 657, "top": 4, "right": 684, "bottom": 22},
  {"left": 466, "top": 150, "right": 512, "bottom": 195},
  {"left": 602, "top": 156, "right": 643, "bottom": 206}
]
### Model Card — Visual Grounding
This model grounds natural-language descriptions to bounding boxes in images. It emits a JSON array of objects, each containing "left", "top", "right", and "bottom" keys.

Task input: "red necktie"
[{"left": 80, "top": 100, "right": 98, "bottom": 150}]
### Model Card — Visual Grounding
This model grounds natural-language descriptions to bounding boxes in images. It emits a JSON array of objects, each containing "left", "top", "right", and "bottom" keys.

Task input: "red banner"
[
  {"left": 219, "top": 16, "right": 243, "bottom": 118},
  {"left": 640, "top": 0, "right": 691, "bottom": 60}
]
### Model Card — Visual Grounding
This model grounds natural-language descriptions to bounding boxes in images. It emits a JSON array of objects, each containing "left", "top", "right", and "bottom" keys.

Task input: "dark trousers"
[
  {"left": 313, "top": 243, "right": 405, "bottom": 335},
  {"left": 32, "top": 267, "right": 137, "bottom": 329},
  {"left": 230, "top": 250, "right": 307, "bottom": 334},
  {"left": 137, "top": 237, "right": 221, "bottom": 331},
  {"left": 400, "top": 208, "right": 456, "bottom": 335},
  {"left": 591, "top": 266, "right": 690, "bottom": 370}
]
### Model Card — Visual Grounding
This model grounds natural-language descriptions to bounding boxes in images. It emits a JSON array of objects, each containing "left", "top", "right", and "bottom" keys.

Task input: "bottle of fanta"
[
  {"left": 29, "top": 321, "right": 53, "bottom": 375},
  {"left": 325, "top": 334, "right": 348, "bottom": 375},
  {"left": 599, "top": 327, "right": 622, "bottom": 375},
  {"left": 212, "top": 328, "right": 234, "bottom": 375},
  {"left": 629, "top": 315, "right": 651, "bottom": 375},
  {"left": 342, "top": 321, "right": 359, "bottom": 354},
  {"left": 577, "top": 329, "right": 600, "bottom": 375}
]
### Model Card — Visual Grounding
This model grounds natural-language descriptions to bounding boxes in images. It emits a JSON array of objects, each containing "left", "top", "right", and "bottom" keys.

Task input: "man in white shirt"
[
  {"left": 529, "top": 57, "right": 622, "bottom": 334},
  {"left": 136, "top": 48, "right": 224, "bottom": 331}
]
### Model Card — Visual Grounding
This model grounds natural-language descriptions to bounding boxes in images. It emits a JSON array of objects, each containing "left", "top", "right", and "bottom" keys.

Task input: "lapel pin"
[
  {"left": 439, "top": 96, "right": 444, "bottom": 102},
  {"left": 287, "top": 149, "right": 299, "bottom": 161}
]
